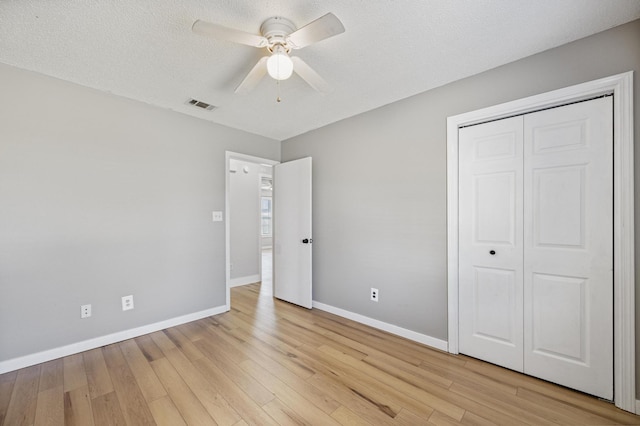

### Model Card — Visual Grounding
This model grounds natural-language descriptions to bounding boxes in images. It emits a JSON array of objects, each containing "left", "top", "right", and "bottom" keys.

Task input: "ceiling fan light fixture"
[{"left": 267, "top": 46, "right": 293, "bottom": 80}]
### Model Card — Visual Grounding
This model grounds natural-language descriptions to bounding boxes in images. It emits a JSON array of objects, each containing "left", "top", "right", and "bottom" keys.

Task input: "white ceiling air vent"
[{"left": 186, "top": 98, "right": 216, "bottom": 111}]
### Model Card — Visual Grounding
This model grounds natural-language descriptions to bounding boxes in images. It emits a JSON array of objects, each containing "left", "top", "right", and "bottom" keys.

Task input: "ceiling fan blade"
[
  {"left": 192, "top": 20, "right": 268, "bottom": 48},
  {"left": 291, "top": 56, "right": 331, "bottom": 93},
  {"left": 235, "top": 57, "right": 269, "bottom": 94},
  {"left": 286, "top": 13, "right": 345, "bottom": 49}
]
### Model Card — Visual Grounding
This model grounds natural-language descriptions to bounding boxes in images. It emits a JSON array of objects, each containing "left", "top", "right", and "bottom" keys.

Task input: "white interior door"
[
  {"left": 459, "top": 116, "right": 525, "bottom": 372},
  {"left": 458, "top": 97, "right": 613, "bottom": 399},
  {"left": 273, "top": 157, "right": 312, "bottom": 309},
  {"left": 523, "top": 97, "right": 613, "bottom": 399}
]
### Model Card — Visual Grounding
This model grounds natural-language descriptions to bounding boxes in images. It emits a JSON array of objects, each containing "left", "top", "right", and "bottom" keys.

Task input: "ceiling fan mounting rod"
[{"left": 260, "top": 16, "right": 296, "bottom": 51}]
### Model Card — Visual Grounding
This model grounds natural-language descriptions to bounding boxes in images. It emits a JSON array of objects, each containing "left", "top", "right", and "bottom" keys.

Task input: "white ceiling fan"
[{"left": 192, "top": 13, "right": 345, "bottom": 94}]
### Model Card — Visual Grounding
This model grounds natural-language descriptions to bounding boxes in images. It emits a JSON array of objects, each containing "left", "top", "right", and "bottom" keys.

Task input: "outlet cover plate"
[
  {"left": 371, "top": 288, "right": 379, "bottom": 302},
  {"left": 122, "top": 295, "right": 134, "bottom": 311},
  {"left": 81, "top": 304, "right": 92, "bottom": 318}
]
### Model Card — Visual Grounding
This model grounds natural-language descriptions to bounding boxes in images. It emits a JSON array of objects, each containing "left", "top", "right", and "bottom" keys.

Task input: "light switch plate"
[{"left": 212, "top": 211, "right": 223, "bottom": 222}]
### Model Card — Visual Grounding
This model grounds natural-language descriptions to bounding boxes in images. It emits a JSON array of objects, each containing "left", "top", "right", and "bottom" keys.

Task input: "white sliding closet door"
[
  {"left": 523, "top": 97, "right": 613, "bottom": 399},
  {"left": 458, "top": 97, "right": 613, "bottom": 399},
  {"left": 459, "top": 116, "right": 525, "bottom": 372}
]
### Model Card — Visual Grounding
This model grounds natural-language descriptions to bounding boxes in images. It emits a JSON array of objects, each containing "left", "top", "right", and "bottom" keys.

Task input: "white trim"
[
  {"left": 635, "top": 399, "right": 640, "bottom": 415},
  {"left": 446, "top": 71, "right": 635, "bottom": 412},
  {"left": 0, "top": 305, "right": 227, "bottom": 374},
  {"left": 229, "top": 274, "right": 261, "bottom": 288},
  {"left": 225, "top": 152, "right": 279, "bottom": 310},
  {"left": 313, "top": 301, "right": 448, "bottom": 352}
]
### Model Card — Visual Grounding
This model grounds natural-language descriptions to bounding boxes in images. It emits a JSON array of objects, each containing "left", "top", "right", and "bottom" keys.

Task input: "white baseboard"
[
  {"left": 0, "top": 305, "right": 228, "bottom": 374},
  {"left": 635, "top": 399, "right": 640, "bottom": 415},
  {"left": 312, "top": 301, "right": 448, "bottom": 352},
  {"left": 229, "top": 274, "right": 261, "bottom": 288}
]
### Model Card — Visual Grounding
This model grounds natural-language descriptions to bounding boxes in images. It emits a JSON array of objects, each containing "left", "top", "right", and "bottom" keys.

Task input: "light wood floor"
[{"left": 1, "top": 283, "right": 639, "bottom": 425}]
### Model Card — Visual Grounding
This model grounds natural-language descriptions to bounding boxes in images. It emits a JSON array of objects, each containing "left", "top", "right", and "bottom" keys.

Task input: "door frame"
[
  {"left": 225, "top": 151, "right": 279, "bottom": 309},
  {"left": 446, "top": 72, "right": 635, "bottom": 412},
  {"left": 258, "top": 172, "right": 274, "bottom": 281}
]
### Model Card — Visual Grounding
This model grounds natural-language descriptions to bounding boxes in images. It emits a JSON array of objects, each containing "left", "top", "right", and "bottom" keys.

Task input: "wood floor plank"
[
  {"left": 175, "top": 321, "right": 210, "bottom": 342},
  {"left": 261, "top": 398, "right": 311, "bottom": 426},
  {"left": 0, "top": 370, "right": 17, "bottom": 425},
  {"left": 330, "top": 405, "right": 373, "bottom": 425},
  {"left": 194, "top": 336, "right": 276, "bottom": 407},
  {"left": 37, "top": 358, "right": 63, "bottom": 392},
  {"left": 308, "top": 344, "right": 448, "bottom": 420},
  {"left": 151, "top": 357, "right": 216, "bottom": 426},
  {"left": 162, "top": 328, "right": 205, "bottom": 362},
  {"left": 279, "top": 316, "right": 369, "bottom": 359},
  {"left": 460, "top": 411, "right": 502, "bottom": 426},
  {"left": 63, "top": 353, "right": 88, "bottom": 392},
  {"left": 102, "top": 344, "right": 156, "bottom": 426},
  {"left": 313, "top": 308, "right": 445, "bottom": 364},
  {"left": 239, "top": 358, "right": 341, "bottom": 425},
  {"left": 223, "top": 324, "right": 317, "bottom": 380},
  {"left": 207, "top": 322, "right": 341, "bottom": 415},
  {"left": 226, "top": 303, "right": 307, "bottom": 350},
  {"left": 312, "top": 315, "right": 424, "bottom": 366},
  {"left": 119, "top": 339, "right": 167, "bottom": 402},
  {"left": 395, "top": 408, "right": 437, "bottom": 425},
  {"left": 135, "top": 335, "right": 165, "bottom": 363},
  {"left": 363, "top": 353, "right": 453, "bottom": 391},
  {"left": 163, "top": 347, "right": 241, "bottom": 425},
  {"left": 462, "top": 358, "right": 639, "bottom": 424},
  {"left": 427, "top": 410, "right": 464, "bottom": 426},
  {"left": 3, "top": 365, "right": 40, "bottom": 426},
  {"left": 83, "top": 348, "right": 114, "bottom": 400},
  {"left": 34, "top": 385, "right": 64, "bottom": 426},
  {"left": 191, "top": 357, "right": 280, "bottom": 426},
  {"left": 449, "top": 382, "right": 557, "bottom": 425},
  {"left": 307, "top": 372, "right": 398, "bottom": 425},
  {"left": 417, "top": 357, "right": 517, "bottom": 396},
  {"left": 148, "top": 395, "right": 187, "bottom": 426},
  {"left": 63, "top": 385, "right": 95, "bottom": 426},
  {"left": 149, "top": 330, "right": 178, "bottom": 353},
  {"left": 91, "top": 391, "right": 127, "bottom": 426},
  {"left": 515, "top": 387, "right": 621, "bottom": 425}
]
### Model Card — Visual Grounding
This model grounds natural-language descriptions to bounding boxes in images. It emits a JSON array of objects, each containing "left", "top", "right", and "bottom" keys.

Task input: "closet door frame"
[{"left": 446, "top": 71, "right": 634, "bottom": 413}]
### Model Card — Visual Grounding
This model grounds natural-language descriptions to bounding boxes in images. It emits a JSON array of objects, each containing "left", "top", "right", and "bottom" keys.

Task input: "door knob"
[
  {"left": 489, "top": 250, "right": 496, "bottom": 255},
  {"left": 302, "top": 238, "right": 309, "bottom": 244}
]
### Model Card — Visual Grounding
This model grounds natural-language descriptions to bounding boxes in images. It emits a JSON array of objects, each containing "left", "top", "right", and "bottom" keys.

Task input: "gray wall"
[
  {"left": 282, "top": 19, "right": 640, "bottom": 393},
  {"left": 0, "top": 63, "right": 279, "bottom": 362},
  {"left": 229, "top": 159, "right": 260, "bottom": 280}
]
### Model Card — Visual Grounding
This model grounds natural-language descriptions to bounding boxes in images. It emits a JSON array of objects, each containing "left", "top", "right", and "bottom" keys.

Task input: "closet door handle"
[{"left": 489, "top": 250, "right": 496, "bottom": 255}]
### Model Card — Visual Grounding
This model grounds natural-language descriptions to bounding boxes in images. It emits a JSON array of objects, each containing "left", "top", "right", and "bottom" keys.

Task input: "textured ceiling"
[{"left": 1, "top": 1, "right": 639, "bottom": 140}]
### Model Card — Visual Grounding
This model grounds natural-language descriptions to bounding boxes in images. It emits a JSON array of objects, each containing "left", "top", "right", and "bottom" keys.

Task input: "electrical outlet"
[
  {"left": 212, "top": 211, "right": 223, "bottom": 222},
  {"left": 81, "top": 304, "right": 92, "bottom": 318},
  {"left": 371, "top": 288, "right": 379, "bottom": 302},
  {"left": 122, "top": 295, "right": 134, "bottom": 311}
]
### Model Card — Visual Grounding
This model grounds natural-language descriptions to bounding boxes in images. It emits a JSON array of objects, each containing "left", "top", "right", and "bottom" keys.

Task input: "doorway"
[
  {"left": 225, "top": 152, "right": 279, "bottom": 308},
  {"left": 259, "top": 174, "right": 273, "bottom": 295}
]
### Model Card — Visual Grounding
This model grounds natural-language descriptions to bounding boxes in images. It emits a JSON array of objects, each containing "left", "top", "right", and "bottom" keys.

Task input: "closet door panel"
[
  {"left": 523, "top": 96, "right": 613, "bottom": 400},
  {"left": 459, "top": 116, "right": 524, "bottom": 372}
]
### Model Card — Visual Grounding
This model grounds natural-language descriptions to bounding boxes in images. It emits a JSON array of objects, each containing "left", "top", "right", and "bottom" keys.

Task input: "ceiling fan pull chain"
[{"left": 276, "top": 79, "right": 282, "bottom": 103}]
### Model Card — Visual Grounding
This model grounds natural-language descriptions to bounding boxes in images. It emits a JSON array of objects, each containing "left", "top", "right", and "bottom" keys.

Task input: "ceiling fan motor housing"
[{"left": 260, "top": 17, "right": 296, "bottom": 51}]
